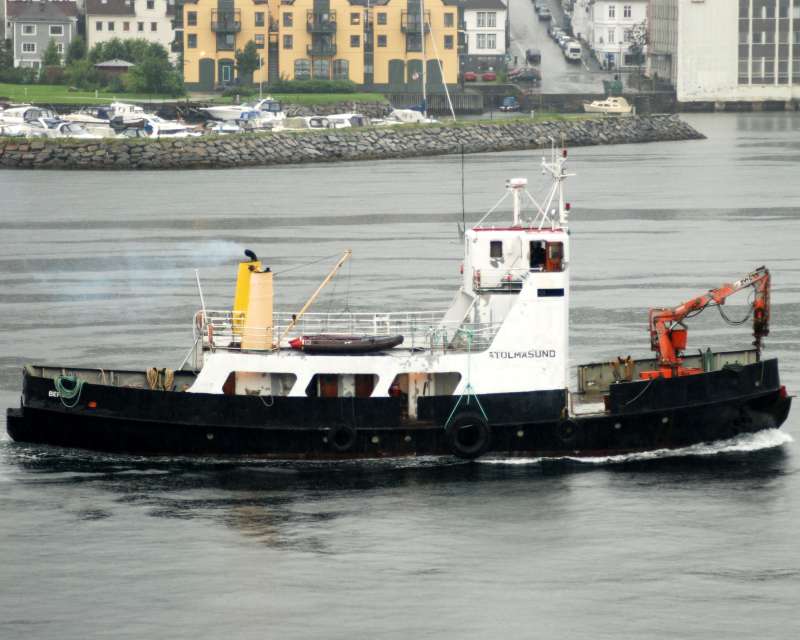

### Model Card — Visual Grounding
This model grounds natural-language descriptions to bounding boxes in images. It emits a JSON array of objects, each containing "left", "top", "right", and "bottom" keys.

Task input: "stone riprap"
[{"left": 0, "top": 115, "right": 703, "bottom": 170}]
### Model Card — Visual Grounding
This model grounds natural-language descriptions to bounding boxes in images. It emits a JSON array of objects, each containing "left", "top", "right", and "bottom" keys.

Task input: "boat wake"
[{"left": 480, "top": 429, "right": 794, "bottom": 466}]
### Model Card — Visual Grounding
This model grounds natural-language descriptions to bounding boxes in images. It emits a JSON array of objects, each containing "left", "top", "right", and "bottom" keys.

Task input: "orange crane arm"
[{"left": 648, "top": 266, "right": 771, "bottom": 369}]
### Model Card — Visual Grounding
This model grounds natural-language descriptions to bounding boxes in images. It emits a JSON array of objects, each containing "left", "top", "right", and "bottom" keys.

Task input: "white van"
[{"left": 564, "top": 41, "right": 582, "bottom": 62}]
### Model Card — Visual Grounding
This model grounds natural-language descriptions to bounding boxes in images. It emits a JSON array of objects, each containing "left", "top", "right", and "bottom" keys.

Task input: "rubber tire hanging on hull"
[
  {"left": 329, "top": 425, "right": 358, "bottom": 453},
  {"left": 446, "top": 412, "right": 491, "bottom": 459}
]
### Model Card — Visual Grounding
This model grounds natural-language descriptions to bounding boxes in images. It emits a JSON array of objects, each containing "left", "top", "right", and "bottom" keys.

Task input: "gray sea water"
[{"left": 1, "top": 113, "right": 799, "bottom": 639}]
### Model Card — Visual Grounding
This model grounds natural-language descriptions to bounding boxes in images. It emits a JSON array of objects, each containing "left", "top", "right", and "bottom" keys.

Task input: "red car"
[
  {"left": 463, "top": 71, "right": 478, "bottom": 82},
  {"left": 481, "top": 72, "right": 497, "bottom": 81}
]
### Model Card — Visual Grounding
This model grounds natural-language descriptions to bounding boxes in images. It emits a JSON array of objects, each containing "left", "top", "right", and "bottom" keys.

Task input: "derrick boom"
[{"left": 646, "top": 266, "right": 770, "bottom": 378}]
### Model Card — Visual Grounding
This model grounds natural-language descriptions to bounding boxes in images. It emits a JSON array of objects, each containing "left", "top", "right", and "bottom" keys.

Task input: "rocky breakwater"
[{"left": 0, "top": 115, "right": 704, "bottom": 170}]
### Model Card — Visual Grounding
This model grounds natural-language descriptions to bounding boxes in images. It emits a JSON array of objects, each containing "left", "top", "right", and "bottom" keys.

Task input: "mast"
[
  {"left": 420, "top": 0, "right": 427, "bottom": 117},
  {"left": 277, "top": 250, "right": 352, "bottom": 346}
]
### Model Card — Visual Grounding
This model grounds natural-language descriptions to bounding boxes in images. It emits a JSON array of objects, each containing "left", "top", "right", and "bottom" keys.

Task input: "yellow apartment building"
[{"left": 182, "top": 0, "right": 459, "bottom": 91}]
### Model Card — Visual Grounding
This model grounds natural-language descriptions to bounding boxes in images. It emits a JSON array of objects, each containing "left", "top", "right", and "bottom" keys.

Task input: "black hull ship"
[{"left": 5, "top": 150, "right": 792, "bottom": 459}]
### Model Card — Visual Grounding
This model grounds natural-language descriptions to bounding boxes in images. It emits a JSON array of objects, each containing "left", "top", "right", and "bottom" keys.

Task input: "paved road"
[{"left": 507, "top": 0, "right": 614, "bottom": 94}]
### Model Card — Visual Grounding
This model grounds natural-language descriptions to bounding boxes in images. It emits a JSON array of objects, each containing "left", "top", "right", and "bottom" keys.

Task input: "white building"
[
  {"left": 648, "top": 0, "right": 800, "bottom": 104},
  {"left": 85, "top": 0, "right": 177, "bottom": 60},
  {"left": 587, "top": 0, "right": 647, "bottom": 70},
  {"left": 461, "top": 0, "right": 507, "bottom": 73}
]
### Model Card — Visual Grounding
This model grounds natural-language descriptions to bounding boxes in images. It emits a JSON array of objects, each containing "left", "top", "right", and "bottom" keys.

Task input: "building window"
[
  {"left": 138, "top": 22, "right": 144, "bottom": 32},
  {"left": 294, "top": 58, "right": 311, "bottom": 80},
  {"left": 188, "top": 34, "right": 197, "bottom": 48},
  {"left": 108, "top": 21, "right": 115, "bottom": 31},
  {"left": 377, "top": 12, "right": 387, "bottom": 25},
  {"left": 255, "top": 34, "right": 265, "bottom": 48},
  {"left": 477, "top": 33, "right": 486, "bottom": 49},
  {"left": 609, "top": 5, "right": 616, "bottom": 19},
  {"left": 377, "top": 34, "right": 387, "bottom": 47},
  {"left": 477, "top": 12, "right": 485, "bottom": 27},
  {"left": 312, "top": 59, "right": 330, "bottom": 79},
  {"left": 22, "top": 42, "right": 36, "bottom": 53},
  {"left": 147, "top": 0, "right": 154, "bottom": 8},
  {"left": 255, "top": 12, "right": 265, "bottom": 27},
  {"left": 96, "top": 21, "right": 102, "bottom": 31},
  {"left": 623, "top": 29, "right": 632, "bottom": 43},
  {"left": 444, "top": 34, "right": 453, "bottom": 50},
  {"left": 49, "top": 25, "right": 64, "bottom": 36},
  {"left": 608, "top": 29, "right": 615, "bottom": 44},
  {"left": 22, "top": 24, "right": 36, "bottom": 35},
  {"left": 350, "top": 35, "right": 360, "bottom": 48},
  {"left": 151, "top": 22, "right": 157, "bottom": 31},
  {"left": 187, "top": 11, "right": 197, "bottom": 26},
  {"left": 283, "top": 12, "right": 293, "bottom": 28},
  {"left": 444, "top": 12, "right": 454, "bottom": 28},
  {"left": 123, "top": 21, "right": 130, "bottom": 31},
  {"left": 477, "top": 12, "right": 496, "bottom": 28},
  {"left": 56, "top": 43, "right": 64, "bottom": 54},
  {"left": 350, "top": 12, "right": 360, "bottom": 25},
  {"left": 283, "top": 34, "right": 293, "bottom": 49},
  {"left": 487, "top": 33, "right": 496, "bottom": 49},
  {"left": 333, "top": 59, "right": 349, "bottom": 80},
  {"left": 407, "top": 33, "right": 421, "bottom": 51},
  {"left": 623, "top": 5, "right": 631, "bottom": 18}
]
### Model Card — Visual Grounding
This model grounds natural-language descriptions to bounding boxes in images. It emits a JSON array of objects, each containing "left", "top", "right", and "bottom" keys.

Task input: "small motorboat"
[
  {"left": 583, "top": 96, "right": 634, "bottom": 115},
  {"left": 289, "top": 334, "right": 404, "bottom": 354}
]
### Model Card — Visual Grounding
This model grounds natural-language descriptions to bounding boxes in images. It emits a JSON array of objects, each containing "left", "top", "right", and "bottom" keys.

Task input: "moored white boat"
[
  {"left": 583, "top": 96, "right": 634, "bottom": 115},
  {"left": 200, "top": 97, "right": 285, "bottom": 124}
]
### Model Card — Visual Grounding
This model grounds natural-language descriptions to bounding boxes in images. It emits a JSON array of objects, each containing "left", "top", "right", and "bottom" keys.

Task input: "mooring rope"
[
  {"left": 54, "top": 375, "right": 85, "bottom": 409},
  {"left": 444, "top": 327, "right": 488, "bottom": 428}
]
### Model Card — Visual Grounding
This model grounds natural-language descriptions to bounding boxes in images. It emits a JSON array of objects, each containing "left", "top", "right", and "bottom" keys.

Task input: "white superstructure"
[{"left": 187, "top": 148, "right": 573, "bottom": 416}]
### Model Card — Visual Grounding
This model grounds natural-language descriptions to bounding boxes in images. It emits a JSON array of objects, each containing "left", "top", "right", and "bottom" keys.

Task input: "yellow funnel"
[
  {"left": 233, "top": 259, "right": 261, "bottom": 334},
  {"left": 242, "top": 269, "right": 274, "bottom": 350}
]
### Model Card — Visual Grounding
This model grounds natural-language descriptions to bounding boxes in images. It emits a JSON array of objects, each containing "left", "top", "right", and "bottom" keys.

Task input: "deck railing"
[{"left": 193, "top": 309, "right": 501, "bottom": 354}]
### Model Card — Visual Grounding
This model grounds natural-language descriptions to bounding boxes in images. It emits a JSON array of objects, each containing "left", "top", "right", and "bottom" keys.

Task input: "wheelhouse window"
[{"left": 489, "top": 240, "right": 503, "bottom": 259}]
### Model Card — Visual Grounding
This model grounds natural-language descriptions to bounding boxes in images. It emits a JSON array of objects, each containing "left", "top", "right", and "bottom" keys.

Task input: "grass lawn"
[
  {"left": 199, "top": 92, "right": 389, "bottom": 105},
  {"left": 0, "top": 83, "right": 179, "bottom": 104}
]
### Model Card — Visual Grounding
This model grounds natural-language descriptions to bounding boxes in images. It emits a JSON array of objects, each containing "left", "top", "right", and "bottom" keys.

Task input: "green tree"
[
  {"left": 235, "top": 40, "right": 260, "bottom": 83},
  {"left": 90, "top": 37, "right": 127, "bottom": 63},
  {"left": 66, "top": 35, "right": 86, "bottom": 64},
  {"left": 628, "top": 20, "right": 648, "bottom": 70},
  {"left": 123, "top": 39, "right": 151, "bottom": 65},
  {"left": 42, "top": 38, "right": 61, "bottom": 67},
  {"left": 0, "top": 38, "right": 14, "bottom": 69},
  {"left": 126, "top": 55, "right": 184, "bottom": 96}
]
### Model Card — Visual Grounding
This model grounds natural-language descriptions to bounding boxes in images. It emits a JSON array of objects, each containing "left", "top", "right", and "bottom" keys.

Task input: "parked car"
[
  {"left": 509, "top": 66, "right": 542, "bottom": 85},
  {"left": 499, "top": 96, "right": 520, "bottom": 112},
  {"left": 533, "top": 0, "right": 545, "bottom": 12},
  {"left": 526, "top": 48, "right": 542, "bottom": 65},
  {"left": 549, "top": 25, "right": 563, "bottom": 39},
  {"left": 538, "top": 7, "right": 552, "bottom": 20},
  {"left": 564, "top": 40, "right": 582, "bottom": 62},
  {"left": 463, "top": 71, "right": 478, "bottom": 82},
  {"left": 481, "top": 71, "right": 497, "bottom": 81}
]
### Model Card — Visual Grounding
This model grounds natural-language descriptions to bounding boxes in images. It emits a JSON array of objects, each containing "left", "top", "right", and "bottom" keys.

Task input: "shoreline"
[{"left": 0, "top": 115, "right": 704, "bottom": 170}]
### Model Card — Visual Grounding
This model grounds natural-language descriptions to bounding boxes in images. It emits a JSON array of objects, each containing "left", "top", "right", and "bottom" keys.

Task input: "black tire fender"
[
  {"left": 556, "top": 419, "right": 583, "bottom": 448},
  {"left": 446, "top": 411, "right": 491, "bottom": 459},
  {"left": 329, "top": 425, "right": 358, "bottom": 453}
]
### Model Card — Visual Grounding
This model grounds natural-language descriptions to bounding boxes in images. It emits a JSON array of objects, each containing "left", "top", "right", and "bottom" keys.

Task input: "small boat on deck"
[{"left": 289, "top": 334, "right": 404, "bottom": 354}]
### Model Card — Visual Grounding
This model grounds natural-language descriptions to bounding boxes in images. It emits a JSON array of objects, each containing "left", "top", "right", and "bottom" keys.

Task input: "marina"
[{"left": 0, "top": 112, "right": 799, "bottom": 638}]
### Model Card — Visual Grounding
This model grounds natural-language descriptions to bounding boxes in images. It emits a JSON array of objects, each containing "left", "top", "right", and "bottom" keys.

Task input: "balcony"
[
  {"left": 401, "top": 11, "right": 431, "bottom": 33},
  {"left": 307, "top": 42, "right": 337, "bottom": 57},
  {"left": 211, "top": 9, "right": 241, "bottom": 33},
  {"left": 307, "top": 11, "right": 337, "bottom": 34}
]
